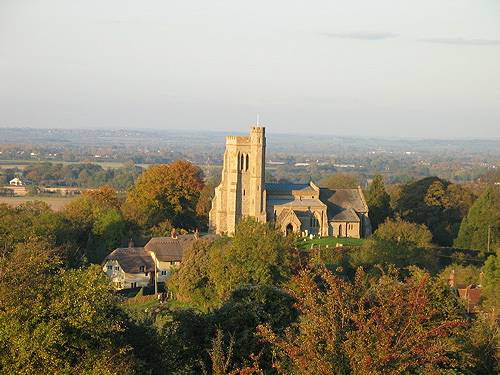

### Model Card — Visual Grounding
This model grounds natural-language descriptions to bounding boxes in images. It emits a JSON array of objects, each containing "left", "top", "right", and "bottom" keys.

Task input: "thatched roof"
[
  {"left": 105, "top": 247, "right": 154, "bottom": 274},
  {"left": 145, "top": 234, "right": 217, "bottom": 262}
]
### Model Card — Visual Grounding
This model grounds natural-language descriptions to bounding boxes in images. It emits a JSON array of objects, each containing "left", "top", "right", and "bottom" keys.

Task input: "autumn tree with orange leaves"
[
  {"left": 257, "top": 267, "right": 466, "bottom": 375},
  {"left": 123, "top": 160, "right": 205, "bottom": 233}
]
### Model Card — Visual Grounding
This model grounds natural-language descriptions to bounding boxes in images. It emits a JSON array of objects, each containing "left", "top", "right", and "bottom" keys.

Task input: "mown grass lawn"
[{"left": 297, "top": 236, "right": 365, "bottom": 249}]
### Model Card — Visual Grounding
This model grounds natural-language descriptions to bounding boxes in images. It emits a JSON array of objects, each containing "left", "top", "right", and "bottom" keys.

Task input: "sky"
[{"left": 0, "top": 0, "right": 499, "bottom": 138}]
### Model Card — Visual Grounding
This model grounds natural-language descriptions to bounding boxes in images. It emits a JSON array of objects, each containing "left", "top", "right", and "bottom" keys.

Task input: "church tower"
[{"left": 209, "top": 126, "right": 267, "bottom": 235}]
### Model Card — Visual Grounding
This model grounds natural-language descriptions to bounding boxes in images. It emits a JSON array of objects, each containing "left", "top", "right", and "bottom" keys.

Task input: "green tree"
[
  {"left": 0, "top": 239, "right": 136, "bottom": 374},
  {"left": 481, "top": 251, "right": 500, "bottom": 310},
  {"left": 374, "top": 217, "right": 433, "bottom": 247},
  {"left": 0, "top": 201, "right": 70, "bottom": 257},
  {"left": 168, "top": 237, "right": 221, "bottom": 310},
  {"left": 455, "top": 187, "right": 500, "bottom": 252},
  {"left": 350, "top": 238, "right": 438, "bottom": 275},
  {"left": 319, "top": 173, "right": 359, "bottom": 189},
  {"left": 63, "top": 186, "right": 127, "bottom": 263},
  {"left": 123, "top": 160, "right": 204, "bottom": 232},
  {"left": 208, "top": 218, "right": 292, "bottom": 302},
  {"left": 394, "top": 176, "right": 476, "bottom": 246},
  {"left": 366, "top": 174, "right": 391, "bottom": 230},
  {"left": 438, "top": 264, "right": 481, "bottom": 287},
  {"left": 169, "top": 218, "right": 292, "bottom": 309},
  {"left": 213, "top": 285, "right": 297, "bottom": 372}
]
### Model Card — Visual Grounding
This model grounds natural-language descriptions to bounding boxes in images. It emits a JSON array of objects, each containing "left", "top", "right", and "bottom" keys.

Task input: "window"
[
  {"left": 145, "top": 272, "right": 148, "bottom": 276},
  {"left": 245, "top": 154, "right": 249, "bottom": 171},
  {"left": 114, "top": 266, "right": 120, "bottom": 271},
  {"left": 139, "top": 265, "right": 145, "bottom": 272},
  {"left": 161, "top": 270, "right": 167, "bottom": 276},
  {"left": 131, "top": 282, "right": 137, "bottom": 288},
  {"left": 107, "top": 265, "right": 112, "bottom": 271},
  {"left": 170, "top": 261, "right": 175, "bottom": 266}
]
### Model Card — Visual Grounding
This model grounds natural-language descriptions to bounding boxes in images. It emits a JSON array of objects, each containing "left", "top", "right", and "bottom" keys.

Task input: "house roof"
[
  {"left": 105, "top": 247, "right": 154, "bottom": 274},
  {"left": 144, "top": 234, "right": 217, "bottom": 262}
]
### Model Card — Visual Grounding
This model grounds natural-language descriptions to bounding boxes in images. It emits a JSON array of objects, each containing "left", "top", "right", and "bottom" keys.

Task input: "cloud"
[
  {"left": 322, "top": 31, "right": 400, "bottom": 41},
  {"left": 420, "top": 37, "right": 500, "bottom": 46}
]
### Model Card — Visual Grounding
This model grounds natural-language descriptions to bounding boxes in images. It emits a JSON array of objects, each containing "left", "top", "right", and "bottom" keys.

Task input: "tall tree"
[
  {"left": 455, "top": 187, "right": 500, "bottom": 252},
  {"left": 366, "top": 174, "right": 391, "bottom": 230},
  {"left": 394, "top": 176, "right": 476, "bottom": 246},
  {"left": 123, "top": 160, "right": 204, "bottom": 232}
]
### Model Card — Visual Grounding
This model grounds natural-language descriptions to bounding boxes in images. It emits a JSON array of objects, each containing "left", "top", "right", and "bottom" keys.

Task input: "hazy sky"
[{"left": 1, "top": 0, "right": 499, "bottom": 138}]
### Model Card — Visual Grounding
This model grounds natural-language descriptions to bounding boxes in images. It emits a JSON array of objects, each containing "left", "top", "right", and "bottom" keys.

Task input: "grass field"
[
  {"left": 297, "top": 236, "right": 365, "bottom": 249},
  {"left": 0, "top": 196, "right": 77, "bottom": 211}
]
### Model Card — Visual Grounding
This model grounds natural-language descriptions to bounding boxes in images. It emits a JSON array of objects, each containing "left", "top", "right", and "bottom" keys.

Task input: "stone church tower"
[{"left": 209, "top": 126, "right": 267, "bottom": 235}]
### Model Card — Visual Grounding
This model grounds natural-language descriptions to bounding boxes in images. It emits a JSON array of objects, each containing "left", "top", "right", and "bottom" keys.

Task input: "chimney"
[
  {"left": 194, "top": 228, "right": 199, "bottom": 240},
  {"left": 128, "top": 238, "right": 134, "bottom": 248},
  {"left": 448, "top": 269, "right": 456, "bottom": 288},
  {"left": 171, "top": 228, "right": 178, "bottom": 239}
]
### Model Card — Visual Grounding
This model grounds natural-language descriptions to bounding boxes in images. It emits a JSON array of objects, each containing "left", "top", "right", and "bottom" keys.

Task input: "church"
[{"left": 209, "top": 126, "right": 372, "bottom": 238}]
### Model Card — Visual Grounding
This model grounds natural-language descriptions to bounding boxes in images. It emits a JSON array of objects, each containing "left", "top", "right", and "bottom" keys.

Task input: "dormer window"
[{"left": 139, "top": 265, "right": 145, "bottom": 272}]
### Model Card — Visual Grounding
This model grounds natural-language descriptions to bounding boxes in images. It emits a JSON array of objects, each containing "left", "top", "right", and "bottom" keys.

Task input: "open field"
[
  {"left": 0, "top": 160, "right": 139, "bottom": 170},
  {"left": 0, "top": 196, "right": 77, "bottom": 211},
  {"left": 297, "top": 236, "right": 365, "bottom": 249}
]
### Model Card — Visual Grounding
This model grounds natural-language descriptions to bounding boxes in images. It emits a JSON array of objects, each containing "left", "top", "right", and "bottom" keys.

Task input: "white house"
[
  {"left": 9, "top": 177, "right": 23, "bottom": 186},
  {"left": 102, "top": 247, "right": 154, "bottom": 289}
]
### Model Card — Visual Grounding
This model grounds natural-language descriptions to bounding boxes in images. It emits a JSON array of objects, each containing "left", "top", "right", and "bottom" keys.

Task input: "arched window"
[
  {"left": 237, "top": 152, "right": 240, "bottom": 170},
  {"left": 245, "top": 154, "right": 249, "bottom": 171},
  {"left": 240, "top": 154, "right": 244, "bottom": 171}
]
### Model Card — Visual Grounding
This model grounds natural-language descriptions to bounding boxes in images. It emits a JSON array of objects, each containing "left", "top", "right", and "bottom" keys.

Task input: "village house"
[
  {"left": 103, "top": 247, "right": 154, "bottom": 289},
  {"left": 209, "top": 126, "right": 372, "bottom": 237},
  {"left": 9, "top": 177, "right": 23, "bottom": 186},
  {"left": 3, "top": 177, "right": 28, "bottom": 196},
  {"left": 102, "top": 232, "right": 215, "bottom": 290}
]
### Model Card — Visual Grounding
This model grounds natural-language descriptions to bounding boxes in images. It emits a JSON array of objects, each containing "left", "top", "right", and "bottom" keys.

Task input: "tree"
[
  {"left": 319, "top": 173, "right": 359, "bottom": 189},
  {"left": 438, "top": 264, "right": 481, "bottom": 287},
  {"left": 168, "top": 237, "right": 220, "bottom": 310},
  {"left": 0, "top": 239, "right": 137, "bottom": 374},
  {"left": 0, "top": 201, "right": 70, "bottom": 257},
  {"left": 196, "top": 182, "right": 216, "bottom": 230},
  {"left": 208, "top": 219, "right": 292, "bottom": 302},
  {"left": 63, "top": 186, "right": 127, "bottom": 263},
  {"left": 169, "top": 218, "right": 293, "bottom": 309},
  {"left": 374, "top": 217, "right": 433, "bottom": 247},
  {"left": 455, "top": 187, "right": 500, "bottom": 252},
  {"left": 350, "top": 237, "right": 439, "bottom": 275},
  {"left": 213, "top": 285, "right": 297, "bottom": 372},
  {"left": 481, "top": 251, "right": 499, "bottom": 310},
  {"left": 366, "top": 174, "right": 391, "bottom": 230},
  {"left": 123, "top": 161, "right": 204, "bottom": 231},
  {"left": 394, "top": 176, "right": 476, "bottom": 246},
  {"left": 257, "top": 267, "right": 465, "bottom": 375}
]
